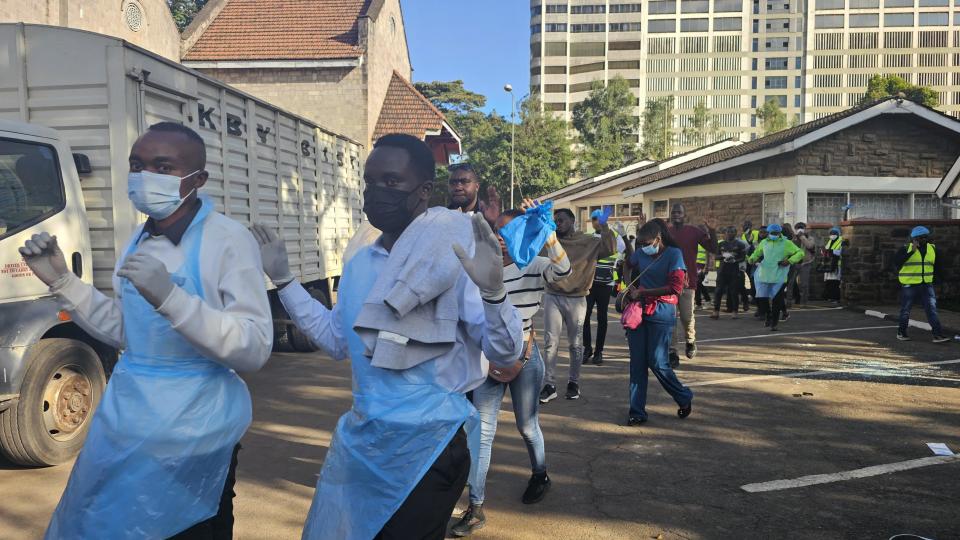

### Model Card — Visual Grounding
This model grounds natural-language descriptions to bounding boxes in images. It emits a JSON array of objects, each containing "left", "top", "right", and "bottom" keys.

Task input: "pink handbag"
[{"left": 621, "top": 301, "right": 644, "bottom": 330}]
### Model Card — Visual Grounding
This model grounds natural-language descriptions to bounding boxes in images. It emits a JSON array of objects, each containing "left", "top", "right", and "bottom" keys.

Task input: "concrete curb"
[{"left": 842, "top": 303, "right": 960, "bottom": 338}]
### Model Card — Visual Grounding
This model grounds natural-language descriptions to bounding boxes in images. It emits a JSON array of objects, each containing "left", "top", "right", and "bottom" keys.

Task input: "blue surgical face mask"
[
  {"left": 768, "top": 233, "right": 780, "bottom": 240},
  {"left": 128, "top": 170, "right": 199, "bottom": 220},
  {"left": 641, "top": 243, "right": 659, "bottom": 255}
]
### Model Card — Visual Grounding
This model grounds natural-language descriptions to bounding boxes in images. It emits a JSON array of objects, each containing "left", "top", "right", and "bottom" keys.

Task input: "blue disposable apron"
[
  {"left": 46, "top": 201, "right": 252, "bottom": 539},
  {"left": 301, "top": 247, "right": 475, "bottom": 540}
]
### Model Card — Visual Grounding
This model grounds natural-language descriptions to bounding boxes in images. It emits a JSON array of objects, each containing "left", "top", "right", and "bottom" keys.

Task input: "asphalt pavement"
[{"left": 2, "top": 302, "right": 959, "bottom": 539}]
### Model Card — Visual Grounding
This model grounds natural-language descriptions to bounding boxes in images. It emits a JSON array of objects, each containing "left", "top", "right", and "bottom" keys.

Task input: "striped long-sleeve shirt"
[{"left": 504, "top": 233, "right": 572, "bottom": 339}]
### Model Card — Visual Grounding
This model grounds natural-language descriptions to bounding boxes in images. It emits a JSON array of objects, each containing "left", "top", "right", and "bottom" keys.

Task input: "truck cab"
[{"left": 0, "top": 119, "right": 113, "bottom": 466}]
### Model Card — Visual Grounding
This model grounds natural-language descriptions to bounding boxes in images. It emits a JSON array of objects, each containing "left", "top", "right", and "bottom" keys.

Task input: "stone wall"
[
  {"left": 201, "top": 67, "right": 368, "bottom": 144},
  {"left": 666, "top": 193, "right": 765, "bottom": 231},
  {"left": 839, "top": 220, "right": 960, "bottom": 304}
]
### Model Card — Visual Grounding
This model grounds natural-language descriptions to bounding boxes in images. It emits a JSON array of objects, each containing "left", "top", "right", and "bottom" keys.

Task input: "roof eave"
[{"left": 183, "top": 58, "right": 363, "bottom": 69}]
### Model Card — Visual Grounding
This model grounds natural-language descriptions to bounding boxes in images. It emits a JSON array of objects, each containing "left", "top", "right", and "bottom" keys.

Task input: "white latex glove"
[
  {"left": 613, "top": 221, "right": 627, "bottom": 237},
  {"left": 18, "top": 232, "right": 69, "bottom": 286},
  {"left": 250, "top": 224, "right": 294, "bottom": 286},
  {"left": 117, "top": 253, "right": 175, "bottom": 308},
  {"left": 453, "top": 213, "right": 506, "bottom": 302}
]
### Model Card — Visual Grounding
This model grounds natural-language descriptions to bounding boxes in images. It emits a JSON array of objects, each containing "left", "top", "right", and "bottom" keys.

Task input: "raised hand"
[
  {"left": 18, "top": 232, "right": 69, "bottom": 286},
  {"left": 482, "top": 186, "right": 501, "bottom": 225},
  {"left": 452, "top": 213, "right": 506, "bottom": 301},
  {"left": 117, "top": 253, "right": 174, "bottom": 308},
  {"left": 637, "top": 213, "right": 647, "bottom": 228},
  {"left": 703, "top": 215, "right": 718, "bottom": 231},
  {"left": 250, "top": 224, "right": 294, "bottom": 285}
]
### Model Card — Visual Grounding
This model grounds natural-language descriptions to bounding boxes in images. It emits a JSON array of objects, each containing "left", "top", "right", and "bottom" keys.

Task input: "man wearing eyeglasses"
[{"left": 447, "top": 163, "right": 501, "bottom": 226}]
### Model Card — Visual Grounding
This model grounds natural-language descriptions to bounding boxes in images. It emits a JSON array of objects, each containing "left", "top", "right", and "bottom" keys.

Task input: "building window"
[
  {"left": 816, "top": 0, "right": 844, "bottom": 8},
  {"left": 713, "top": 17, "right": 743, "bottom": 31},
  {"left": 815, "top": 15, "right": 844, "bottom": 28},
  {"left": 848, "top": 73, "right": 872, "bottom": 87},
  {"left": 883, "top": 0, "right": 912, "bottom": 6},
  {"left": 714, "top": 0, "right": 744, "bottom": 11},
  {"left": 653, "top": 200, "right": 669, "bottom": 218},
  {"left": 571, "top": 23, "right": 605, "bottom": 32},
  {"left": 714, "top": 57, "right": 741, "bottom": 71},
  {"left": 849, "top": 194, "right": 909, "bottom": 220},
  {"left": 570, "top": 62, "right": 605, "bottom": 74},
  {"left": 849, "top": 32, "right": 879, "bottom": 49},
  {"left": 795, "top": 95, "right": 801, "bottom": 107},
  {"left": 531, "top": 24, "right": 542, "bottom": 35},
  {"left": 715, "top": 35, "right": 741, "bottom": 52},
  {"left": 545, "top": 41, "right": 568, "bottom": 55},
  {"left": 531, "top": 5, "right": 543, "bottom": 16},
  {"left": 680, "top": 18, "right": 709, "bottom": 32},
  {"left": 849, "top": 0, "right": 879, "bottom": 6},
  {"left": 649, "top": 19, "right": 677, "bottom": 33},
  {"left": 681, "top": 0, "right": 710, "bottom": 12},
  {"left": 883, "top": 31, "right": 913, "bottom": 47},
  {"left": 648, "top": 58, "right": 675, "bottom": 71},
  {"left": 610, "top": 40, "right": 643, "bottom": 50},
  {"left": 648, "top": 0, "right": 677, "bottom": 13},
  {"left": 849, "top": 14, "right": 879, "bottom": 27},
  {"left": 545, "top": 23, "right": 568, "bottom": 32},
  {"left": 796, "top": 57, "right": 802, "bottom": 69},
  {"left": 813, "top": 55, "right": 842, "bottom": 68},
  {"left": 714, "top": 75, "right": 741, "bottom": 90},
  {"left": 918, "top": 0, "right": 948, "bottom": 5},
  {"left": 571, "top": 5, "right": 606, "bottom": 14},
  {"left": 570, "top": 41, "right": 606, "bottom": 56},
  {"left": 795, "top": 76, "right": 801, "bottom": 87},
  {"left": 544, "top": 84, "right": 567, "bottom": 93},
  {"left": 814, "top": 74, "right": 843, "bottom": 87},
  {"left": 569, "top": 81, "right": 597, "bottom": 93},
  {"left": 848, "top": 53, "right": 877, "bottom": 68},
  {"left": 918, "top": 12, "right": 948, "bottom": 26},
  {"left": 763, "top": 193, "right": 785, "bottom": 225},
  {"left": 766, "top": 57, "right": 789, "bottom": 69},
  {"left": 807, "top": 193, "right": 847, "bottom": 225},
  {"left": 610, "top": 4, "right": 643, "bottom": 13},
  {"left": 647, "top": 37, "right": 675, "bottom": 53},
  {"left": 610, "top": 22, "right": 643, "bottom": 32},
  {"left": 545, "top": 4, "right": 568, "bottom": 13},
  {"left": 609, "top": 60, "right": 641, "bottom": 69},
  {"left": 919, "top": 31, "right": 948, "bottom": 47},
  {"left": 765, "top": 76, "right": 788, "bottom": 88},
  {"left": 914, "top": 194, "right": 948, "bottom": 219},
  {"left": 544, "top": 65, "right": 566, "bottom": 74}
]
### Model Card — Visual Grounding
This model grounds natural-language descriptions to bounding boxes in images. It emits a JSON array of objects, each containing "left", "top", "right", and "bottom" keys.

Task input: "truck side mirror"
[{"left": 73, "top": 153, "right": 92, "bottom": 175}]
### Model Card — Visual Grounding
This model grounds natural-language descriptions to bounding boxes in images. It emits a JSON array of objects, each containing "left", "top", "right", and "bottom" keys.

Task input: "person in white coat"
[{"left": 20, "top": 122, "right": 272, "bottom": 539}]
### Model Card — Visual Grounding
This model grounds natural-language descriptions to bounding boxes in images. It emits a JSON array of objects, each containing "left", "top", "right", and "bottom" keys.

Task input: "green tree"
[
  {"left": 681, "top": 99, "right": 722, "bottom": 148},
  {"left": 860, "top": 74, "right": 939, "bottom": 108},
  {"left": 641, "top": 96, "right": 675, "bottom": 161},
  {"left": 168, "top": 0, "right": 207, "bottom": 32},
  {"left": 571, "top": 76, "right": 640, "bottom": 177},
  {"left": 756, "top": 98, "right": 789, "bottom": 136},
  {"left": 413, "top": 81, "right": 487, "bottom": 116},
  {"left": 515, "top": 95, "right": 575, "bottom": 199}
]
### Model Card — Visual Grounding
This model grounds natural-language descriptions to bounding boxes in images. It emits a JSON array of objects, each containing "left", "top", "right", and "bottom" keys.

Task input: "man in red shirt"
[{"left": 668, "top": 203, "right": 718, "bottom": 364}]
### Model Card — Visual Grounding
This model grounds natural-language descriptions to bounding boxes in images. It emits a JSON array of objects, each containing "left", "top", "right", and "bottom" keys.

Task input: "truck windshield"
[{"left": 0, "top": 139, "right": 65, "bottom": 239}]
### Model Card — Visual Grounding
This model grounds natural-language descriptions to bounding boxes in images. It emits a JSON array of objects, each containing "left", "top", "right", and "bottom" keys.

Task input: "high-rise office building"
[{"left": 530, "top": 0, "right": 960, "bottom": 149}]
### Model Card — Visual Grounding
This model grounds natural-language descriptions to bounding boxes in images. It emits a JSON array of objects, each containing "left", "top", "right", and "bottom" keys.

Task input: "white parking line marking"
[
  {"left": 688, "top": 358, "right": 960, "bottom": 387},
  {"left": 741, "top": 455, "right": 960, "bottom": 493},
  {"left": 697, "top": 325, "right": 897, "bottom": 343}
]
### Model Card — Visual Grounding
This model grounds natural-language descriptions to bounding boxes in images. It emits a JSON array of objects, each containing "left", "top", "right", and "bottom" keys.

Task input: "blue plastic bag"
[{"left": 498, "top": 200, "right": 557, "bottom": 270}]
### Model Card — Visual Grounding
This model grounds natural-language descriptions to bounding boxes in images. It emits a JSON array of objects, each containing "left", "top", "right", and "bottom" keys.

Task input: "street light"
[{"left": 504, "top": 83, "right": 516, "bottom": 209}]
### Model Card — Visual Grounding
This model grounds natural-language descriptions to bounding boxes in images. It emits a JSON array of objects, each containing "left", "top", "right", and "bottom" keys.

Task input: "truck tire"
[
  {"left": 288, "top": 287, "right": 330, "bottom": 353},
  {"left": 0, "top": 339, "right": 106, "bottom": 466}
]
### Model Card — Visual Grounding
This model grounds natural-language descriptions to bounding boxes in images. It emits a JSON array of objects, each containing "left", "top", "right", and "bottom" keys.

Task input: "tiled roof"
[
  {"left": 624, "top": 96, "right": 911, "bottom": 190},
  {"left": 373, "top": 71, "right": 453, "bottom": 141},
  {"left": 183, "top": 0, "right": 371, "bottom": 61}
]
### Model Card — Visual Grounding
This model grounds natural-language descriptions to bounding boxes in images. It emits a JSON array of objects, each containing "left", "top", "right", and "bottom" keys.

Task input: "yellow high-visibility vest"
[
  {"left": 741, "top": 230, "right": 760, "bottom": 245},
  {"left": 696, "top": 244, "right": 707, "bottom": 265},
  {"left": 899, "top": 243, "right": 936, "bottom": 285}
]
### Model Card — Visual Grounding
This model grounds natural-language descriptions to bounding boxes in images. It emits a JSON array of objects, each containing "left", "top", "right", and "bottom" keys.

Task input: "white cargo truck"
[{"left": 0, "top": 24, "right": 364, "bottom": 465}]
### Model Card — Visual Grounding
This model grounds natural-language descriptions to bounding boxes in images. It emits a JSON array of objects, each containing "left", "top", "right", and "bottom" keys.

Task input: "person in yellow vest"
[
  {"left": 694, "top": 244, "right": 712, "bottom": 309},
  {"left": 582, "top": 210, "right": 626, "bottom": 366},
  {"left": 739, "top": 220, "right": 760, "bottom": 311},
  {"left": 822, "top": 226, "right": 844, "bottom": 302},
  {"left": 893, "top": 226, "right": 950, "bottom": 343}
]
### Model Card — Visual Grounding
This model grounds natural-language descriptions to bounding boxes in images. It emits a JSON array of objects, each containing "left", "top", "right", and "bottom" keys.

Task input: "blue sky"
[{"left": 403, "top": 0, "right": 529, "bottom": 117}]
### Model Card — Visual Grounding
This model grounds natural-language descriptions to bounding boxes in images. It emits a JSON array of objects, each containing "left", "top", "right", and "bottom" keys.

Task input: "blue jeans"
[
  {"left": 899, "top": 284, "right": 943, "bottom": 336},
  {"left": 467, "top": 344, "right": 546, "bottom": 505},
  {"left": 626, "top": 321, "right": 693, "bottom": 419}
]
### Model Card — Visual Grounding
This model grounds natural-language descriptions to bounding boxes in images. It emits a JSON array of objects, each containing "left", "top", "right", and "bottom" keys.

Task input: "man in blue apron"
[
  {"left": 19, "top": 122, "right": 273, "bottom": 539},
  {"left": 250, "top": 133, "right": 524, "bottom": 540}
]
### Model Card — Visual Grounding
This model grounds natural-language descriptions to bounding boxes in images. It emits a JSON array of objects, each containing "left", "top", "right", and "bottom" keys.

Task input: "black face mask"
[{"left": 363, "top": 184, "right": 421, "bottom": 233}]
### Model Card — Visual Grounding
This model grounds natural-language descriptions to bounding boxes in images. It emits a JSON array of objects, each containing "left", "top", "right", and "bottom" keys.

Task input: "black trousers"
[
  {"left": 169, "top": 444, "right": 241, "bottom": 540},
  {"left": 741, "top": 265, "right": 756, "bottom": 307},
  {"left": 713, "top": 268, "right": 741, "bottom": 313},
  {"left": 694, "top": 267, "right": 711, "bottom": 305},
  {"left": 375, "top": 427, "right": 469, "bottom": 540},
  {"left": 758, "top": 287, "right": 787, "bottom": 329},
  {"left": 824, "top": 279, "right": 841, "bottom": 301},
  {"left": 584, "top": 282, "right": 614, "bottom": 355}
]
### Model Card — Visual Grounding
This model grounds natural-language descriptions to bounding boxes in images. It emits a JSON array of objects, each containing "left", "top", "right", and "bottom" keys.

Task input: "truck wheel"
[
  {"left": 287, "top": 287, "right": 331, "bottom": 353},
  {"left": 0, "top": 339, "right": 106, "bottom": 466}
]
